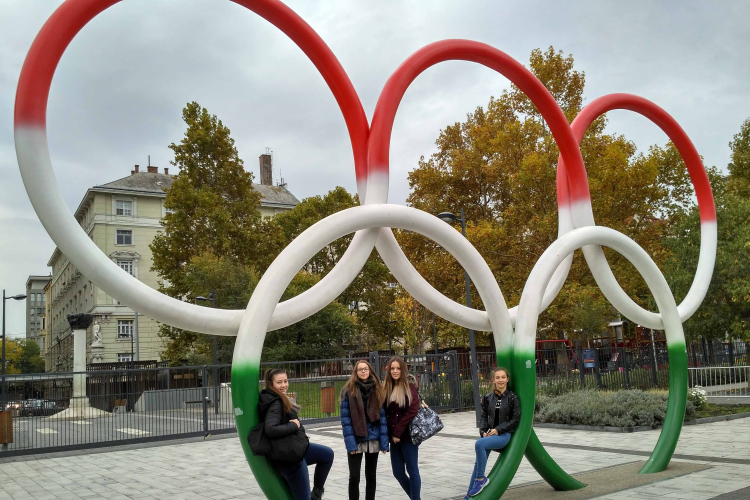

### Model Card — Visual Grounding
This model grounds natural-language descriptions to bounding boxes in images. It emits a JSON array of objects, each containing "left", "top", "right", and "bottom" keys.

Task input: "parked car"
[{"left": 19, "top": 399, "right": 62, "bottom": 417}]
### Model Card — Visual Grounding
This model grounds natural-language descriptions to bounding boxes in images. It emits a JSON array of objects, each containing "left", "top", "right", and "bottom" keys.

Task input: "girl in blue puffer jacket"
[{"left": 340, "top": 360, "right": 389, "bottom": 500}]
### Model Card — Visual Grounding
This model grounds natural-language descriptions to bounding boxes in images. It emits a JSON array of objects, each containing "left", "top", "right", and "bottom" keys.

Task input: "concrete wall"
[{"left": 134, "top": 387, "right": 207, "bottom": 412}]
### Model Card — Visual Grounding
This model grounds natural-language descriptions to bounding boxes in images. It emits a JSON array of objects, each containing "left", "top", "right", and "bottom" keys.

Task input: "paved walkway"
[{"left": 0, "top": 413, "right": 748, "bottom": 500}]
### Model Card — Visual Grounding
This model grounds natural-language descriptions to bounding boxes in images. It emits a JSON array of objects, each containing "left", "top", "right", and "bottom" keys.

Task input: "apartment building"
[{"left": 43, "top": 160, "right": 299, "bottom": 371}]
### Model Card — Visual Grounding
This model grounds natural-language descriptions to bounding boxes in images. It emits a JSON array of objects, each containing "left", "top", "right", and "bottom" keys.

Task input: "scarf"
[{"left": 350, "top": 378, "right": 381, "bottom": 438}]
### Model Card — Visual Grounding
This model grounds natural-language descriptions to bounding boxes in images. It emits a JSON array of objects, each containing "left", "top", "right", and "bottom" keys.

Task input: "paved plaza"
[{"left": 0, "top": 412, "right": 748, "bottom": 500}]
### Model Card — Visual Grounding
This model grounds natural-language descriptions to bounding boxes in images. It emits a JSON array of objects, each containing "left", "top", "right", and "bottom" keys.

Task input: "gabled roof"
[
  {"left": 253, "top": 183, "right": 301, "bottom": 208},
  {"left": 93, "top": 172, "right": 300, "bottom": 207},
  {"left": 95, "top": 172, "right": 173, "bottom": 195}
]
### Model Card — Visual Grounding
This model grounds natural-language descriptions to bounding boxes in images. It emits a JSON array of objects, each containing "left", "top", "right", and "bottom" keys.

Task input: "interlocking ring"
[{"left": 15, "top": 1, "right": 715, "bottom": 498}]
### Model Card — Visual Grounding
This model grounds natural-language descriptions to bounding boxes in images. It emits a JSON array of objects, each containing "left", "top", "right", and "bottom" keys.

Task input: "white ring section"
[
  {"left": 515, "top": 226, "right": 685, "bottom": 357},
  {"left": 234, "top": 204, "right": 514, "bottom": 364},
  {"left": 568, "top": 200, "right": 717, "bottom": 330},
  {"left": 17, "top": 125, "right": 714, "bottom": 338},
  {"left": 16, "top": 126, "right": 380, "bottom": 335}
]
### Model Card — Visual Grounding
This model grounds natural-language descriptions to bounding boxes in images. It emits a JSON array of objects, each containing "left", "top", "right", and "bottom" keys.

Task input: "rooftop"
[{"left": 93, "top": 170, "right": 300, "bottom": 207}]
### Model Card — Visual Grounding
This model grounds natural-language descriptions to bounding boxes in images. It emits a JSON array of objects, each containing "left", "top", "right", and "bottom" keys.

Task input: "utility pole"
[{"left": 437, "top": 208, "right": 482, "bottom": 427}]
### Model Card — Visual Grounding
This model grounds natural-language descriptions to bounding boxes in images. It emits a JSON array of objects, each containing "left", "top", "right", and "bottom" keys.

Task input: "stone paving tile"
[{"left": 0, "top": 413, "right": 748, "bottom": 499}]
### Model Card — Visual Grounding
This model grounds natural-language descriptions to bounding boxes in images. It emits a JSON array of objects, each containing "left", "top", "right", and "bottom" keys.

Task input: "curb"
[
  {"left": 533, "top": 422, "right": 653, "bottom": 433},
  {"left": 686, "top": 411, "right": 750, "bottom": 425}
]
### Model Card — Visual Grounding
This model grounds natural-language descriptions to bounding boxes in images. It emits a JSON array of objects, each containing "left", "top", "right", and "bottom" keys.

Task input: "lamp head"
[
  {"left": 437, "top": 212, "right": 460, "bottom": 224},
  {"left": 9, "top": 294, "right": 26, "bottom": 301}
]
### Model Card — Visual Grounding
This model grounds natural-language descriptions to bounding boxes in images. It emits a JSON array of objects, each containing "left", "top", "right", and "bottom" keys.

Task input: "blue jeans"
[
  {"left": 468, "top": 433, "right": 511, "bottom": 491},
  {"left": 276, "top": 443, "right": 334, "bottom": 500},
  {"left": 390, "top": 441, "right": 420, "bottom": 500}
]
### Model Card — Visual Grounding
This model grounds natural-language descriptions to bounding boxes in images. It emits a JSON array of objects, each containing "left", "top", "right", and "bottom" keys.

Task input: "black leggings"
[{"left": 347, "top": 451, "right": 379, "bottom": 500}]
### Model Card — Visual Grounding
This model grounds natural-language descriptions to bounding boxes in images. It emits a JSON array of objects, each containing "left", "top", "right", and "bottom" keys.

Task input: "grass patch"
[{"left": 695, "top": 403, "right": 750, "bottom": 419}]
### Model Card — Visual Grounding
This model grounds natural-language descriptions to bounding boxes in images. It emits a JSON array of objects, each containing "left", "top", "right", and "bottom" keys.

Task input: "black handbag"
[
  {"left": 247, "top": 422, "right": 272, "bottom": 457},
  {"left": 248, "top": 420, "right": 309, "bottom": 463},
  {"left": 409, "top": 394, "right": 443, "bottom": 446},
  {"left": 269, "top": 427, "right": 310, "bottom": 463}
]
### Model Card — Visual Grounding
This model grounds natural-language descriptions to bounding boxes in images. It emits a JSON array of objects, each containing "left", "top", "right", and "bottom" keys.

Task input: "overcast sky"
[{"left": 1, "top": 0, "right": 749, "bottom": 335}]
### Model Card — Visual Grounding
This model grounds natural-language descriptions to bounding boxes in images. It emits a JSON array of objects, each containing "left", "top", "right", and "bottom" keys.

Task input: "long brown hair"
[
  {"left": 264, "top": 368, "right": 292, "bottom": 413},
  {"left": 490, "top": 367, "right": 510, "bottom": 393},
  {"left": 383, "top": 357, "right": 413, "bottom": 408},
  {"left": 343, "top": 360, "right": 384, "bottom": 403}
]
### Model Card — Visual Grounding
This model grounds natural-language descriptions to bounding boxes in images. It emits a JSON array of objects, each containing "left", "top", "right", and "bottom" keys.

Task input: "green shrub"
[{"left": 534, "top": 389, "right": 696, "bottom": 428}]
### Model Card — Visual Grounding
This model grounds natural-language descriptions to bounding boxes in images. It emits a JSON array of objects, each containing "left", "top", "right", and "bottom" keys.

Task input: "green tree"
[
  {"left": 162, "top": 254, "right": 357, "bottom": 364},
  {"left": 265, "top": 187, "right": 399, "bottom": 353},
  {"left": 154, "top": 169, "right": 368, "bottom": 362},
  {"left": 401, "top": 47, "right": 693, "bottom": 346},
  {"left": 5, "top": 339, "right": 45, "bottom": 374},
  {"left": 263, "top": 274, "right": 354, "bottom": 361},
  {"left": 571, "top": 294, "right": 610, "bottom": 346},
  {"left": 151, "top": 102, "right": 265, "bottom": 298},
  {"left": 728, "top": 118, "right": 750, "bottom": 197},
  {"left": 664, "top": 119, "right": 750, "bottom": 341}
]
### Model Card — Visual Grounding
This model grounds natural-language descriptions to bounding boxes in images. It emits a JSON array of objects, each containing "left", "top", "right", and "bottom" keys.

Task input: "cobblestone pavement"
[{"left": 0, "top": 413, "right": 748, "bottom": 500}]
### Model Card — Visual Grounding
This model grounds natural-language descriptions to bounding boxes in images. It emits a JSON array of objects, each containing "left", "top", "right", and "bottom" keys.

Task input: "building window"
[
  {"left": 118, "top": 260, "right": 134, "bottom": 276},
  {"left": 118, "top": 353, "right": 133, "bottom": 363},
  {"left": 117, "top": 320, "right": 134, "bottom": 339},
  {"left": 116, "top": 200, "right": 132, "bottom": 216},
  {"left": 116, "top": 230, "right": 133, "bottom": 245}
]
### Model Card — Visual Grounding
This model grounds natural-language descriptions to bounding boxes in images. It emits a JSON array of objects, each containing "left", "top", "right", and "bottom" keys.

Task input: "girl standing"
[
  {"left": 258, "top": 368, "right": 334, "bottom": 500},
  {"left": 465, "top": 367, "right": 520, "bottom": 498},
  {"left": 383, "top": 357, "right": 421, "bottom": 500},
  {"left": 340, "top": 360, "right": 389, "bottom": 500}
]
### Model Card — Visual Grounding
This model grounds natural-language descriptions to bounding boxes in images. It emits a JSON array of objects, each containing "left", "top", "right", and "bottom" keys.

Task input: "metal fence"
[
  {"left": 0, "top": 365, "right": 234, "bottom": 456},
  {"left": 687, "top": 340, "right": 748, "bottom": 367},
  {"left": 689, "top": 366, "right": 750, "bottom": 397},
  {"left": 0, "top": 341, "right": 745, "bottom": 456}
]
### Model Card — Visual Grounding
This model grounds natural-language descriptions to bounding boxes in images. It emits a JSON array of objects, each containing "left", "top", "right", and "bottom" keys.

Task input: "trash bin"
[
  {"left": 0, "top": 410, "right": 12, "bottom": 445},
  {"left": 321, "top": 381, "right": 335, "bottom": 416}
]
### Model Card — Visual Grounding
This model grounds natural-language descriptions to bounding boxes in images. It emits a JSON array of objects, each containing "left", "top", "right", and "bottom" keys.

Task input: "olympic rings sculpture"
[{"left": 15, "top": 1, "right": 716, "bottom": 499}]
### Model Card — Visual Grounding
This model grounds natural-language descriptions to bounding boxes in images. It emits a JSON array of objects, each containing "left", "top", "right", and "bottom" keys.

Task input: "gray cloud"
[{"left": 1, "top": 0, "right": 749, "bottom": 334}]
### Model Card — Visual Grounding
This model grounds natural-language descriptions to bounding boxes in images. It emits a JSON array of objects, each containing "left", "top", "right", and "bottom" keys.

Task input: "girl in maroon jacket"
[{"left": 383, "top": 357, "right": 421, "bottom": 500}]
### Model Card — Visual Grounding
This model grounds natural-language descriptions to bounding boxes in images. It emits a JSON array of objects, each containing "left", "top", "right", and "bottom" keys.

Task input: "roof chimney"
[
  {"left": 131, "top": 164, "right": 140, "bottom": 175},
  {"left": 147, "top": 166, "right": 157, "bottom": 173},
  {"left": 164, "top": 167, "right": 169, "bottom": 175},
  {"left": 259, "top": 150, "right": 273, "bottom": 186}
]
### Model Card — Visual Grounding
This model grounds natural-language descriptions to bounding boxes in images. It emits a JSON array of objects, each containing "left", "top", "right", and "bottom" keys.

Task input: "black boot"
[{"left": 311, "top": 486, "right": 324, "bottom": 500}]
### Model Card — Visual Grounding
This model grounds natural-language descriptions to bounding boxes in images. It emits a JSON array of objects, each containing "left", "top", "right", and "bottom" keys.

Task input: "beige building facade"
[{"left": 43, "top": 164, "right": 299, "bottom": 371}]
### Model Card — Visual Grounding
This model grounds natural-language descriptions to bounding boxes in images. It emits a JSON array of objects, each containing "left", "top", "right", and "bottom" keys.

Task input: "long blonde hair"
[
  {"left": 383, "top": 357, "right": 413, "bottom": 408},
  {"left": 343, "top": 360, "right": 385, "bottom": 403}
]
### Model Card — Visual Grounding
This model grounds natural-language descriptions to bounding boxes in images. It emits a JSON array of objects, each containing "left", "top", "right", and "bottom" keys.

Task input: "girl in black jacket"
[
  {"left": 259, "top": 368, "right": 334, "bottom": 500},
  {"left": 464, "top": 367, "right": 520, "bottom": 498}
]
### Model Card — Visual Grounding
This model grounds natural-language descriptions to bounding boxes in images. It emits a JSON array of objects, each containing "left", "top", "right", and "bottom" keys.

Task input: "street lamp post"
[
  {"left": 196, "top": 290, "right": 219, "bottom": 414},
  {"left": 387, "top": 320, "right": 396, "bottom": 356},
  {"left": 432, "top": 312, "right": 438, "bottom": 357},
  {"left": 437, "top": 208, "right": 482, "bottom": 427},
  {"left": 2, "top": 291, "right": 27, "bottom": 410}
]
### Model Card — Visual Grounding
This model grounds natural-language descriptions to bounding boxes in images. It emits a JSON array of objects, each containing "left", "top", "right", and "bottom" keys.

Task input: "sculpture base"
[{"left": 47, "top": 398, "right": 110, "bottom": 420}]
